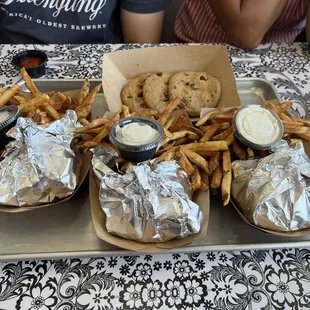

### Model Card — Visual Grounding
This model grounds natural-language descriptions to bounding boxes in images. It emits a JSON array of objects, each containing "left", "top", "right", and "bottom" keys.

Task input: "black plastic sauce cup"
[
  {"left": 0, "top": 106, "right": 20, "bottom": 147},
  {"left": 12, "top": 50, "right": 48, "bottom": 78},
  {"left": 109, "top": 116, "right": 164, "bottom": 163}
]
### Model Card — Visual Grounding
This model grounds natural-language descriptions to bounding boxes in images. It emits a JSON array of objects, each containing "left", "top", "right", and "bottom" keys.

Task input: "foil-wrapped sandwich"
[
  {"left": 92, "top": 147, "right": 203, "bottom": 243},
  {"left": 232, "top": 142, "right": 310, "bottom": 232},
  {"left": 0, "top": 110, "right": 82, "bottom": 206}
]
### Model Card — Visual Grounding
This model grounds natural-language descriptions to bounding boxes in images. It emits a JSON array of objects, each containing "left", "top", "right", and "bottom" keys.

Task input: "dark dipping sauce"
[{"left": 20, "top": 57, "right": 44, "bottom": 69}]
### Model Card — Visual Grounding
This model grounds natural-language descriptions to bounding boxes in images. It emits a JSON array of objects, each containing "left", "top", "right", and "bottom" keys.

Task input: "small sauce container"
[
  {"left": 110, "top": 116, "right": 164, "bottom": 163},
  {"left": 12, "top": 50, "right": 48, "bottom": 78},
  {"left": 0, "top": 106, "right": 20, "bottom": 147},
  {"left": 232, "top": 105, "right": 284, "bottom": 150}
]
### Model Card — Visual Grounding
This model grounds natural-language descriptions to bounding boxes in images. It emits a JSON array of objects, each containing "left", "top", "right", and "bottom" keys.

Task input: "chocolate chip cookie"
[
  {"left": 121, "top": 73, "right": 151, "bottom": 112},
  {"left": 143, "top": 72, "right": 173, "bottom": 113},
  {"left": 168, "top": 71, "right": 221, "bottom": 116}
]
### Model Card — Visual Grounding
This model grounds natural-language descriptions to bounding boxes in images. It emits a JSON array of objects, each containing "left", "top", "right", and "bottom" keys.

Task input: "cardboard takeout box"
[{"left": 102, "top": 45, "right": 241, "bottom": 112}]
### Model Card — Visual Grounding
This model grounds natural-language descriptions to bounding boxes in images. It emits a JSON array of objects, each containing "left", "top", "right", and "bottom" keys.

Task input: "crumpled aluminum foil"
[
  {"left": 0, "top": 110, "right": 82, "bottom": 206},
  {"left": 92, "top": 147, "right": 203, "bottom": 242},
  {"left": 232, "top": 142, "right": 310, "bottom": 232}
]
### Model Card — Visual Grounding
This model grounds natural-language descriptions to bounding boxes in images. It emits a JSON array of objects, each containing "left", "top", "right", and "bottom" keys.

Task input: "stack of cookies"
[{"left": 121, "top": 71, "right": 221, "bottom": 116}]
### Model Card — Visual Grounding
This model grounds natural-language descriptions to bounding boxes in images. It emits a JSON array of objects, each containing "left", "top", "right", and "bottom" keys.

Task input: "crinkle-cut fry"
[
  {"left": 200, "top": 123, "right": 221, "bottom": 142},
  {"left": 211, "top": 165, "right": 223, "bottom": 190},
  {"left": 79, "top": 79, "right": 90, "bottom": 105},
  {"left": 75, "top": 118, "right": 111, "bottom": 133},
  {"left": 209, "top": 152, "right": 220, "bottom": 173},
  {"left": 212, "top": 126, "right": 233, "bottom": 141},
  {"left": 182, "top": 141, "right": 228, "bottom": 152},
  {"left": 247, "top": 147, "right": 255, "bottom": 159},
  {"left": 222, "top": 170, "right": 232, "bottom": 206},
  {"left": 232, "top": 141, "right": 247, "bottom": 159},
  {"left": 21, "top": 68, "right": 40, "bottom": 95},
  {"left": 222, "top": 150, "right": 231, "bottom": 173},
  {"left": 196, "top": 110, "right": 219, "bottom": 127},
  {"left": 164, "top": 117, "right": 175, "bottom": 130},
  {"left": 121, "top": 161, "right": 133, "bottom": 173},
  {"left": 284, "top": 126, "right": 310, "bottom": 134},
  {"left": 179, "top": 149, "right": 195, "bottom": 175},
  {"left": 200, "top": 122, "right": 230, "bottom": 134},
  {"left": 121, "top": 105, "right": 131, "bottom": 118},
  {"left": 224, "top": 132, "right": 234, "bottom": 146},
  {"left": 0, "top": 84, "right": 21, "bottom": 108},
  {"left": 79, "top": 118, "right": 89, "bottom": 126},
  {"left": 41, "top": 101, "right": 61, "bottom": 120},
  {"left": 181, "top": 148, "right": 211, "bottom": 176},
  {"left": 191, "top": 166, "right": 202, "bottom": 191},
  {"left": 170, "top": 112, "right": 188, "bottom": 132},
  {"left": 158, "top": 98, "right": 181, "bottom": 125},
  {"left": 152, "top": 148, "right": 176, "bottom": 169}
]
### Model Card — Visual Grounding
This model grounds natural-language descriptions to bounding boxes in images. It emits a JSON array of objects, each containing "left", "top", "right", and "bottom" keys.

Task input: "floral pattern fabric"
[{"left": 0, "top": 43, "right": 310, "bottom": 309}]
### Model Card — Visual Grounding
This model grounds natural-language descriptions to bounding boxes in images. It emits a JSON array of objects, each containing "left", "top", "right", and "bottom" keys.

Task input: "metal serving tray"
[{"left": 0, "top": 78, "right": 308, "bottom": 261}]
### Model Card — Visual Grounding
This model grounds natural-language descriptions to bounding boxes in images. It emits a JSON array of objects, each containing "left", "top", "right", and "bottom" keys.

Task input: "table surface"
[{"left": 0, "top": 43, "right": 310, "bottom": 310}]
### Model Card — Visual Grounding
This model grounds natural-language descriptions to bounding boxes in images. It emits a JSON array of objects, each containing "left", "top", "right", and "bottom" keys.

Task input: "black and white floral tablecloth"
[{"left": 0, "top": 43, "right": 310, "bottom": 310}]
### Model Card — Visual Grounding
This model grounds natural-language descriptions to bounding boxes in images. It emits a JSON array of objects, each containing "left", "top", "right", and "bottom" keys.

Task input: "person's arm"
[
  {"left": 209, "top": 0, "right": 286, "bottom": 48},
  {"left": 121, "top": 9, "right": 165, "bottom": 43}
]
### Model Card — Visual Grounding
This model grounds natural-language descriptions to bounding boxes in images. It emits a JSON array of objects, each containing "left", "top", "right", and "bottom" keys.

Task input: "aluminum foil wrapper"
[
  {"left": 0, "top": 110, "right": 81, "bottom": 206},
  {"left": 232, "top": 142, "right": 310, "bottom": 231},
  {"left": 92, "top": 147, "right": 203, "bottom": 242}
]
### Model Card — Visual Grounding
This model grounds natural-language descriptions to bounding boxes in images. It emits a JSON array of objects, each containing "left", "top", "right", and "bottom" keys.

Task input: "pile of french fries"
[
  {"left": 77, "top": 98, "right": 310, "bottom": 207},
  {"left": 0, "top": 68, "right": 101, "bottom": 126}
]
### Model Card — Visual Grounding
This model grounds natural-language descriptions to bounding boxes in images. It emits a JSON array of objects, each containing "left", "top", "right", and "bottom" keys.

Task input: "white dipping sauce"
[
  {"left": 116, "top": 122, "right": 159, "bottom": 145},
  {"left": 0, "top": 111, "right": 11, "bottom": 124},
  {"left": 235, "top": 106, "right": 281, "bottom": 145}
]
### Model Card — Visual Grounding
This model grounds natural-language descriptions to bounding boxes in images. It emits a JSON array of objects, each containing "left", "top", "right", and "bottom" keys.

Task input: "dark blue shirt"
[{"left": 0, "top": 0, "right": 170, "bottom": 43}]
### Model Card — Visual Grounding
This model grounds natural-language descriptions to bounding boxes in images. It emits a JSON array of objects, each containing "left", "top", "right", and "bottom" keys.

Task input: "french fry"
[
  {"left": 297, "top": 133, "right": 310, "bottom": 141},
  {"left": 200, "top": 122, "right": 230, "bottom": 134},
  {"left": 182, "top": 141, "right": 228, "bottom": 152},
  {"left": 282, "top": 120, "right": 303, "bottom": 129},
  {"left": 183, "top": 124, "right": 202, "bottom": 138},
  {"left": 179, "top": 149, "right": 195, "bottom": 175},
  {"left": 181, "top": 148, "right": 211, "bottom": 175},
  {"left": 164, "top": 128, "right": 173, "bottom": 139},
  {"left": 212, "top": 113, "right": 235, "bottom": 123},
  {"left": 279, "top": 113, "right": 292, "bottom": 121},
  {"left": 94, "top": 126, "right": 112, "bottom": 143},
  {"left": 76, "top": 140, "right": 99, "bottom": 149},
  {"left": 200, "top": 180, "right": 209, "bottom": 191},
  {"left": 266, "top": 101, "right": 292, "bottom": 114},
  {"left": 164, "top": 117, "right": 175, "bottom": 130},
  {"left": 79, "top": 118, "right": 89, "bottom": 126},
  {"left": 21, "top": 68, "right": 39, "bottom": 96},
  {"left": 290, "top": 117, "right": 310, "bottom": 127},
  {"left": 232, "top": 142, "right": 247, "bottom": 159},
  {"left": 200, "top": 123, "right": 221, "bottom": 142},
  {"left": 170, "top": 112, "right": 188, "bottom": 132},
  {"left": 134, "top": 108, "right": 160, "bottom": 119},
  {"left": 288, "top": 138, "right": 303, "bottom": 148},
  {"left": 158, "top": 98, "right": 181, "bottom": 125},
  {"left": 209, "top": 152, "right": 220, "bottom": 173},
  {"left": 222, "top": 170, "right": 232, "bottom": 206},
  {"left": 159, "top": 130, "right": 198, "bottom": 148},
  {"left": 75, "top": 117, "right": 111, "bottom": 133},
  {"left": 0, "top": 87, "right": 5, "bottom": 94},
  {"left": 12, "top": 94, "right": 27, "bottom": 105},
  {"left": 152, "top": 148, "right": 176, "bottom": 168},
  {"left": 76, "top": 83, "right": 101, "bottom": 113},
  {"left": 41, "top": 101, "right": 61, "bottom": 120},
  {"left": 121, "top": 105, "right": 131, "bottom": 118},
  {"left": 195, "top": 150, "right": 217, "bottom": 157},
  {"left": 0, "top": 84, "right": 21, "bottom": 108},
  {"left": 79, "top": 79, "right": 90, "bottom": 105},
  {"left": 284, "top": 126, "right": 310, "bottom": 134},
  {"left": 247, "top": 147, "right": 255, "bottom": 159},
  {"left": 155, "top": 141, "right": 177, "bottom": 156},
  {"left": 224, "top": 132, "right": 234, "bottom": 146},
  {"left": 212, "top": 126, "right": 233, "bottom": 141},
  {"left": 196, "top": 110, "right": 218, "bottom": 127},
  {"left": 190, "top": 166, "right": 201, "bottom": 191},
  {"left": 211, "top": 165, "right": 223, "bottom": 190},
  {"left": 222, "top": 151, "right": 231, "bottom": 173},
  {"left": 121, "top": 161, "right": 133, "bottom": 173}
]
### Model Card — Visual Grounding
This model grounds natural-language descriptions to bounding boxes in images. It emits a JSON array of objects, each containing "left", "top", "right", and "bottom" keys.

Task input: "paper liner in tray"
[
  {"left": 231, "top": 199, "right": 310, "bottom": 237},
  {"left": 89, "top": 168, "right": 210, "bottom": 253}
]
